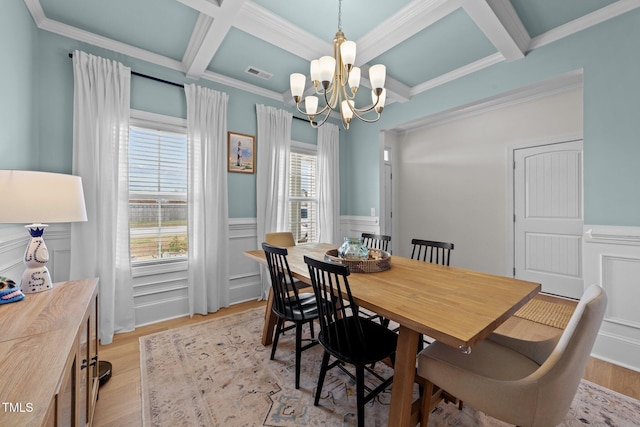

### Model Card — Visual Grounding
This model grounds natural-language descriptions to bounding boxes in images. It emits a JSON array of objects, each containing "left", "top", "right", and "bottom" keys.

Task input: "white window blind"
[
  {"left": 129, "top": 124, "right": 188, "bottom": 264},
  {"left": 289, "top": 150, "right": 317, "bottom": 243}
]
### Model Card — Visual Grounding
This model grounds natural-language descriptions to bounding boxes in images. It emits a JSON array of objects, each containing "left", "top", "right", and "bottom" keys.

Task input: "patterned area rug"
[
  {"left": 514, "top": 299, "right": 575, "bottom": 329},
  {"left": 140, "top": 308, "right": 640, "bottom": 427}
]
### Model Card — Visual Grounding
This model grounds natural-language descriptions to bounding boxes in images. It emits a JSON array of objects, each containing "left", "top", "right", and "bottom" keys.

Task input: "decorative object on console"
[
  {"left": 0, "top": 276, "right": 24, "bottom": 304},
  {"left": 289, "top": 0, "right": 387, "bottom": 130},
  {"left": 0, "top": 170, "right": 87, "bottom": 293},
  {"left": 337, "top": 236, "right": 369, "bottom": 260},
  {"left": 327, "top": 237, "right": 391, "bottom": 273}
]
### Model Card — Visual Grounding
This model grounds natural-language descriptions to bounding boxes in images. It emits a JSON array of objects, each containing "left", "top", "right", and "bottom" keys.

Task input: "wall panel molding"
[{"left": 584, "top": 225, "right": 640, "bottom": 372}]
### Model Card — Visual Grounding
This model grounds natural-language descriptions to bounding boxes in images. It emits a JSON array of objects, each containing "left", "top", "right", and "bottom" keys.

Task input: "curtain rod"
[
  {"left": 68, "top": 52, "right": 184, "bottom": 88},
  {"left": 68, "top": 52, "right": 312, "bottom": 124}
]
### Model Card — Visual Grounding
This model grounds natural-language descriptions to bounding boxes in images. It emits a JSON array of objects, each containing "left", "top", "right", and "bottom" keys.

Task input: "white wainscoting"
[
  {"left": 584, "top": 225, "right": 640, "bottom": 372},
  {"left": 0, "top": 216, "right": 377, "bottom": 328},
  {"left": 0, "top": 224, "right": 73, "bottom": 284},
  {"left": 340, "top": 215, "right": 380, "bottom": 241}
]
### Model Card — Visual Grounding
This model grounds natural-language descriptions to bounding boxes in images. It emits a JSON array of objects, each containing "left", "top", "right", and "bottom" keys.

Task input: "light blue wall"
[
  {"left": 0, "top": 1, "right": 39, "bottom": 170},
  {"left": 344, "top": 9, "right": 640, "bottom": 226},
  {"left": 6, "top": 4, "right": 639, "bottom": 226},
  {"left": 31, "top": 31, "right": 320, "bottom": 218}
]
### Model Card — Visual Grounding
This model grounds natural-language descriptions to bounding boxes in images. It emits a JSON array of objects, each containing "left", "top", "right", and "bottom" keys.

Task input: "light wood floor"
[{"left": 92, "top": 297, "right": 640, "bottom": 427}]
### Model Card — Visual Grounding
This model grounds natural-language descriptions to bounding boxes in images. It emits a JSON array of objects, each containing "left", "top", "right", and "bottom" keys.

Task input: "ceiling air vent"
[{"left": 245, "top": 66, "right": 273, "bottom": 80}]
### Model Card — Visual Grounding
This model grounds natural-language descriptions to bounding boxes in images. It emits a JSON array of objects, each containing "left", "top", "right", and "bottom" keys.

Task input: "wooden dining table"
[{"left": 244, "top": 243, "right": 541, "bottom": 426}]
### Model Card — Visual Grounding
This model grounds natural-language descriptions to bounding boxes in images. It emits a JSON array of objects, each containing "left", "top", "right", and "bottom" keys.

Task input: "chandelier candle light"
[{"left": 290, "top": 0, "right": 387, "bottom": 130}]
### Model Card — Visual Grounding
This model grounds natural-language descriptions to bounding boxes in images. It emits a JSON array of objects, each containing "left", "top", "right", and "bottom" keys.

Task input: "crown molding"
[
  {"left": 397, "top": 69, "right": 583, "bottom": 132},
  {"left": 529, "top": 0, "right": 640, "bottom": 51},
  {"left": 23, "top": 0, "right": 639, "bottom": 113},
  {"left": 38, "top": 16, "right": 186, "bottom": 73},
  {"left": 23, "top": 0, "right": 46, "bottom": 26},
  {"left": 200, "top": 69, "right": 283, "bottom": 102},
  {"left": 411, "top": 52, "right": 504, "bottom": 97}
]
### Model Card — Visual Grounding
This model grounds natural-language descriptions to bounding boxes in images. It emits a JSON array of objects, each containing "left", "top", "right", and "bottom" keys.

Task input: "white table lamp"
[{"left": 0, "top": 170, "right": 87, "bottom": 293}]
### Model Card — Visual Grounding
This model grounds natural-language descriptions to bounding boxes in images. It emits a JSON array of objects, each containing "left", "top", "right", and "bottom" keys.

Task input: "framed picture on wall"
[{"left": 228, "top": 132, "right": 255, "bottom": 174}]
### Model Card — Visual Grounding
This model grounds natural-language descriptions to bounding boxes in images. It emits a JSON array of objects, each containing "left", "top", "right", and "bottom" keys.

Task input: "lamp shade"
[
  {"left": 305, "top": 96, "right": 318, "bottom": 115},
  {"left": 369, "top": 64, "right": 386, "bottom": 91},
  {"left": 290, "top": 73, "right": 306, "bottom": 99},
  {"left": 340, "top": 40, "right": 356, "bottom": 67},
  {"left": 0, "top": 170, "right": 87, "bottom": 224}
]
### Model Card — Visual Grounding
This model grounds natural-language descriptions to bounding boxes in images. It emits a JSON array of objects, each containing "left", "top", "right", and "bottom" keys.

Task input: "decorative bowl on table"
[{"left": 325, "top": 248, "right": 391, "bottom": 273}]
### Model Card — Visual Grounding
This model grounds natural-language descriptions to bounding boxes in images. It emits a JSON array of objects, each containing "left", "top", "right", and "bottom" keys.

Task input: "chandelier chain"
[{"left": 338, "top": 0, "right": 342, "bottom": 31}]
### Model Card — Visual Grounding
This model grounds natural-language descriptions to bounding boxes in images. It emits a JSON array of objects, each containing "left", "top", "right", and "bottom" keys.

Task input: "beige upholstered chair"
[
  {"left": 418, "top": 284, "right": 607, "bottom": 427},
  {"left": 265, "top": 231, "right": 296, "bottom": 247}
]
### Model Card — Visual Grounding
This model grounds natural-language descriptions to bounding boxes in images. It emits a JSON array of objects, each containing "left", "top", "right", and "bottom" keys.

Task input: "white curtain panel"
[
  {"left": 256, "top": 104, "right": 292, "bottom": 299},
  {"left": 317, "top": 123, "right": 341, "bottom": 245},
  {"left": 184, "top": 84, "right": 230, "bottom": 315},
  {"left": 70, "top": 50, "right": 134, "bottom": 345}
]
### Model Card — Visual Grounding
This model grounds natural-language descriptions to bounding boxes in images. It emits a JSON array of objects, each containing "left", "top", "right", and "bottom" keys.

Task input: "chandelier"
[{"left": 289, "top": 0, "right": 387, "bottom": 130}]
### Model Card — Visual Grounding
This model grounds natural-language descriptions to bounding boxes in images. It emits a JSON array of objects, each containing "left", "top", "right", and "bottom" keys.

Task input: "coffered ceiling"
[{"left": 24, "top": 0, "right": 639, "bottom": 107}]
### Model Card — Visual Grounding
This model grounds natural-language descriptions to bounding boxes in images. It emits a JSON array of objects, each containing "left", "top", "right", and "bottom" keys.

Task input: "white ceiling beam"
[
  {"left": 175, "top": 0, "right": 221, "bottom": 17},
  {"left": 183, "top": 0, "right": 247, "bottom": 80},
  {"left": 234, "top": 2, "right": 331, "bottom": 61},
  {"left": 355, "top": 0, "right": 461, "bottom": 66},
  {"left": 461, "top": 0, "right": 529, "bottom": 61},
  {"left": 235, "top": 2, "right": 412, "bottom": 103}
]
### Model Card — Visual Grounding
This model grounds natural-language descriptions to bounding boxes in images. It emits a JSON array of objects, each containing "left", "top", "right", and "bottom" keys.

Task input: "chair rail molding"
[
  {"left": 340, "top": 215, "right": 380, "bottom": 243},
  {"left": 584, "top": 225, "right": 640, "bottom": 372}
]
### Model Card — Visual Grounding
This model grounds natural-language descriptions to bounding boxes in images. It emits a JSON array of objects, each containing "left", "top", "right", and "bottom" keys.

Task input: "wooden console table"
[{"left": 0, "top": 278, "right": 99, "bottom": 427}]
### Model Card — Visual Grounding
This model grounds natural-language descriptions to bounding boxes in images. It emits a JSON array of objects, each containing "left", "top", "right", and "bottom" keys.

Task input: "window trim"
[
  {"left": 289, "top": 141, "right": 318, "bottom": 243},
  {"left": 129, "top": 109, "right": 188, "bottom": 271}
]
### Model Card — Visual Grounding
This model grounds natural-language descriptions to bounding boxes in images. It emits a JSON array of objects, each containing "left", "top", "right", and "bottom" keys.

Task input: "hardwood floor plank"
[{"left": 92, "top": 297, "right": 640, "bottom": 426}]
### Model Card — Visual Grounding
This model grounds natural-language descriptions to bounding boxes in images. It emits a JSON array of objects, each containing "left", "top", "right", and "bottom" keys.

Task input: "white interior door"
[{"left": 514, "top": 140, "right": 584, "bottom": 298}]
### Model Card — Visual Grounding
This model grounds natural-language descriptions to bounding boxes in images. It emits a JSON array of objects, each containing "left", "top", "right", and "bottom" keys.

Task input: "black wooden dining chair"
[
  {"left": 359, "top": 232, "right": 392, "bottom": 325},
  {"left": 304, "top": 255, "right": 397, "bottom": 427},
  {"left": 262, "top": 242, "right": 319, "bottom": 389},
  {"left": 409, "top": 238, "right": 455, "bottom": 350},
  {"left": 411, "top": 238, "right": 454, "bottom": 266},
  {"left": 361, "top": 232, "right": 391, "bottom": 252}
]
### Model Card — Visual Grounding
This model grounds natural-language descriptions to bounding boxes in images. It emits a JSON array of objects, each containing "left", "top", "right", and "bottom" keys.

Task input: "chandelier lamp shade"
[
  {"left": 290, "top": 0, "right": 387, "bottom": 130},
  {"left": 0, "top": 170, "right": 87, "bottom": 293}
]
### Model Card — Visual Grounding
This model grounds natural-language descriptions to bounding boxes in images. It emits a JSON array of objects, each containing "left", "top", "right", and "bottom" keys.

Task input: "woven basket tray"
[{"left": 324, "top": 248, "right": 391, "bottom": 273}]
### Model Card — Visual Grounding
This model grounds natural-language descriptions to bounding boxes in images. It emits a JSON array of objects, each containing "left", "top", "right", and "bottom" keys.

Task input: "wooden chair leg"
[{"left": 420, "top": 380, "right": 435, "bottom": 427}]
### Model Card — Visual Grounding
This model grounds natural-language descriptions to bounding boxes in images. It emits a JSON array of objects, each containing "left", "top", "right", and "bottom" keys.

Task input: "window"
[
  {"left": 128, "top": 115, "right": 188, "bottom": 265},
  {"left": 289, "top": 146, "right": 317, "bottom": 243}
]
